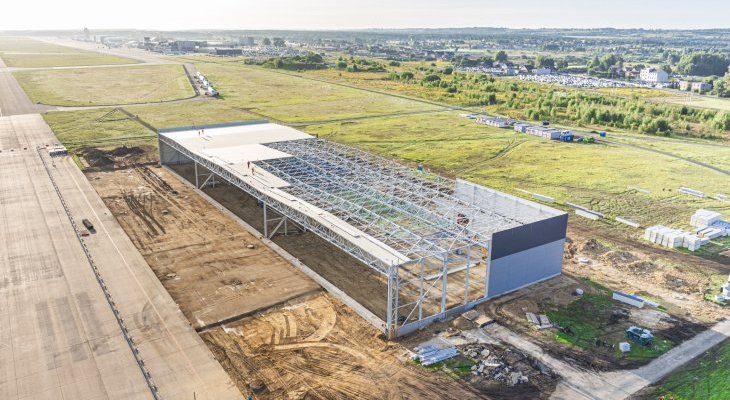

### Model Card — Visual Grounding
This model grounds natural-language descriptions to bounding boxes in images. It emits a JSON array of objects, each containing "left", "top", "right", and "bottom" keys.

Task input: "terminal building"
[{"left": 158, "top": 121, "right": 568, "bottom": 337}]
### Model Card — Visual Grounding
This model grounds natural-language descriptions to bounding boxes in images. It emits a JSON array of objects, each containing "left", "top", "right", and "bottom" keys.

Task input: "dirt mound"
[
  {"left": 625, "top": 261, "right": 657, "bottom": 276},
  {"left": 601, "top": 250, "right": 638, "bottom": 266},
  {"left": 109, "top": 145, "right": 145, "bottom": 157},
  {"left": 81, "top": 145, "right": 155, "bottom": 168},
  {"left": 579, "top": 238, "right": 609, "bottom": 255}
]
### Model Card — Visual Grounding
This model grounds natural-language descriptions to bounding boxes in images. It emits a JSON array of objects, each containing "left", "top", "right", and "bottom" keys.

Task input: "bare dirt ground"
[
  {"left": 565, "top": 223, "right": 729, "bottom": 323},
  {"left": 82, "top": 145, "right": 321, "bottom": 329},
  {"left": 476, "top": 220, "right": 729, "bottom": 372},
  {"left": 170, "top": 162, "right": 393, "bottom": 320},
  {"left": 202, "top": 293, "right": 490, "bottom": 400},
  {"left": 83, "top": 146, "right": 535, "bottom": 399}
]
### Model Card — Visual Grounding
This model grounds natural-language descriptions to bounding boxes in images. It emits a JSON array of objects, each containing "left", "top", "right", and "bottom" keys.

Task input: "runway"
[{"left": 0, "top": 49, "right": 242, "bottom": 400}]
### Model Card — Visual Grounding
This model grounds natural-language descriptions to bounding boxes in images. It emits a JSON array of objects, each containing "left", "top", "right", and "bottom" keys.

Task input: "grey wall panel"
[
  {"left": 488, "top": 238, "right": 565, "bottom": 297},
  {"left": 490, "top": 213, "right": 568, "bottom": 260}
]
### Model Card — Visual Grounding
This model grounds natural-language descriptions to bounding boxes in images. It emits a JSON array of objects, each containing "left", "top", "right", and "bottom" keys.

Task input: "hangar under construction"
[{"left": 158, "top": 120, "right": 567, "bottom": 338}]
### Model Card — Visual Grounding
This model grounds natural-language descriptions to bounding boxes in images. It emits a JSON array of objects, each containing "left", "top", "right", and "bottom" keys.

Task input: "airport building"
[{"left": 157, "top": 121, "right": 567, "bottom": 337}]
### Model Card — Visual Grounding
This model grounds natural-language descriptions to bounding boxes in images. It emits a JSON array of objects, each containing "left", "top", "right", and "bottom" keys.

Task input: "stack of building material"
[
  {"left": 613, "top": 292, "right": 645, "bottom": 308},
  {"left": 690, "top": 209, "right": 722, "bottom": 227},
  {"left": 643, "top": 225, "right": 709, "bottom": 251},
  {"left": 678, "top": 187, "right": 706, "bottom": 198},
  {"left": 690, "top": 209, "right": 729, "bottom": 240},
  {"left": 615, "top": 216, "right": 640, "bottom": 228},
  {"left": 526, "top": 312, "right": 552, "bottom": 329},
  {"left": 413, "top": 345, "right": 459, "bottom": 366}
]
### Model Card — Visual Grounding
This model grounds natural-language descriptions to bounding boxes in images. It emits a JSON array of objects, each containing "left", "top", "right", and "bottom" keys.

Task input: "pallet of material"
[
  {"left": 690, "top": 209, "right": 722, "bottom": 227},
  {"left": 414, "top": 345, "right": 459, "bottom": 366},
  {"left": 615, "top": 216, "right": 640, "bottom": 228},
  {"left": 678, "top": 187, "right": 706, "bottom": 198},
  {"left": 576, "top": 209, "right": 600, "bottom": 220},
  {"left": 613, "top": 291, "right": 645, "bottom": 308}
]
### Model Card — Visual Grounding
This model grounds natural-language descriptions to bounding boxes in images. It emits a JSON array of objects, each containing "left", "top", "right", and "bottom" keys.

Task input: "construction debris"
[
  {"left": 619, "top": 342, "right": 631, "bottom": 353},
  {"left": 526, "top": 312, "right": 553, "bottom": 329},
  {"left": 459, "top": 343, "right": 554, "bottom": 388}
]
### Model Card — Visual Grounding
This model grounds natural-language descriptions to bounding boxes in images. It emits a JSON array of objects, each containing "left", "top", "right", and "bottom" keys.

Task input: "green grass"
[
  {"left": 194, "top": 62, "right": 443, "bottom": 123},
  {"left": 417, "top": 356, "right": 476, "bottom": 380},
  {"left": 43, "top": 108, "right": 154, "bottom": 150},
  {"left": 652, "top": 95, "right": 730, "bottom": 112},
  {"left": 0, "top": 37, "right": 136, "bottom": 67},
  {"left": 126, "top": 101, "right": 262, "bottom": 129},
  {"left": 545, "top": 281, "right": 674, "bottom": 361},
  {"left": 619, "top": 338, "right": 673, "bottom": 361},
  {"left": 305, "top": 111, "right": 729, "bottom": 228},
  {"left": 650, "top": 339, "right": 730, "bottom": 400},
  {"left": 14, "top": 64, "right": 194, "bottom": 106},
  {"left": 547, "top": 292, "right": 614, "bottom": 348}
]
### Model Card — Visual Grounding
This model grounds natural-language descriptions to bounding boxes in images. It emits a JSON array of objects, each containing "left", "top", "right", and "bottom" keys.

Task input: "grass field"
[
  {"left": 648, "top": 339, "right": 730, "bottom": 400},
  {"left": 0, "top": 37, "right": 136, "bottom": 67},
  {"left": 14, "top": 64, "right": 194, "bottom": 106},
  {"left": 650, "top": 94, "right": 730, "bottom": 112},
  {"left": 38, "top": 58, "right": 729, "bottom": 232},
  {"left": 304, "top": 111, "right": 729, "bottom": 228},
  {"left": 43, "top": 108, "right": 154, "bottom": 150},
  {"left": 194, "top": 62, "right": 443, "bottom": 123}
]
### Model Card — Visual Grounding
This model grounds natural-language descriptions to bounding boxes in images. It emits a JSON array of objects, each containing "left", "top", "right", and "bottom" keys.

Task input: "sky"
[{"left": 3, "top": 0, "right": 729, "bottom": 31}]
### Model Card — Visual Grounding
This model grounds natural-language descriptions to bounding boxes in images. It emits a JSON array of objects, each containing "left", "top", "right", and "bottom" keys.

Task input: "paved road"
[
  {"left": 0, "top": 72, "right": 242, "bottom": 400},
  {"left": 0, "top": 57, "right": 41, "bottom": 116},
  {"left": 479, "top": 319, "right": 730, "bottom": 400}
]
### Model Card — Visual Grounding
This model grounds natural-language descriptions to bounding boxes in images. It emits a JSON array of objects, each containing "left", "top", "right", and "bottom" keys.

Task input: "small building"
[
  {"left": 514, "top": 123, "right": 528, "bottom": 133},
  {"left": 639, "top": 68, "right": 669, "bottom": 83},
  {"left": 476, "top": 116, "right": 510, "bottom": 128},
  {"left": 691, "top": 81, "right": 712, "bottom": 93}
]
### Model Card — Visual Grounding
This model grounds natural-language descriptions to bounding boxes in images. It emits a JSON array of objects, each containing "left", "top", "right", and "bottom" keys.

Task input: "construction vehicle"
[
  {"left": 82, "top": 218, "right": 95, "bottom": 232},
  {"left": 626, "top": 326, "right": 653, "bottom": 346}
]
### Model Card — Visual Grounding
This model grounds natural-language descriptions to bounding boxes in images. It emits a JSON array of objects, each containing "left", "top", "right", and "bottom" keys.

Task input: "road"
[
  {"left": 0, "top": 46, "right": 242, "bottom": 399},
  {"left": 0, "top": 57, "right": 43, "bottom": 116},
  {"left": 477, "top": 319, "right": 730, "bottom": 400}
]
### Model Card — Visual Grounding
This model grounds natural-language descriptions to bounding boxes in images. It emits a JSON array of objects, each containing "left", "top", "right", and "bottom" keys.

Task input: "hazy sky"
[{"left": 4, "top": 0, "right": 730, "bottom": 30}]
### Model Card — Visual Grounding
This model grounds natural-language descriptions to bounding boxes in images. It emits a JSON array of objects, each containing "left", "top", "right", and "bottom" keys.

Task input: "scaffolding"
[{"left": 158, "top": 124, "right": 560, "bottom": 337}]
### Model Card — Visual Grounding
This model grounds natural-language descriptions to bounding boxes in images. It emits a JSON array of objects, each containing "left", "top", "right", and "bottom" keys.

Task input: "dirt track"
[
  {"left": 84, "top": 147, "right": 320, "bottom": 329},
  {"left": 202, "top": 293, "right": 487, "bottom": 400}
]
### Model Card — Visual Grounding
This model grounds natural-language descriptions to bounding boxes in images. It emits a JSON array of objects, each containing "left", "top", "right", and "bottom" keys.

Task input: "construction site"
[
  {"left": 4, "top": 33, "right": 729, "bottom": 400},
  {"left": 156, "top": 120, "right": 568, "bottom": 337},
  {"left": 79, "top": 138, "right": 562, "bottom": 398}
]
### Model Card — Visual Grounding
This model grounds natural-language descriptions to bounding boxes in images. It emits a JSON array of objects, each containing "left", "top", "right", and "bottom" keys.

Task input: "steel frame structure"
[{"left": 159, "top": 132, "right": 535, "bottom": 337}]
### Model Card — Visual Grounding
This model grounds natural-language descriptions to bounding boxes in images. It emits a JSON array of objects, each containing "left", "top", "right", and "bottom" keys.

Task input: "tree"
[
  {"left": 400, "top": 71, "right": 414, "bottom": 80},
  {"left": 262, "top": 37, "right": 271, "bottom": 46},
  {"left": 495, "top": 50, "right": 508, "bottom": 63},
  {"left": 272, "top": 38, "right": 285, "bottom": 47},
  {"left": 536, "top": 55, "right": 555, "bottom": 69},
  {"left": 677, "top": 52, "right": 730, "bottom": 76},
  {"left": 556, "top": 59, "right": 569, "bottom": 71},
  {"left": 336, "top": 61, "right": 347, "bottom": 69},
  {"left": 422, "top": 74, "right": 441, "bottom": 83},
  {"left": 442, "top": 66, "right": 453, "bottom": 75}
]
